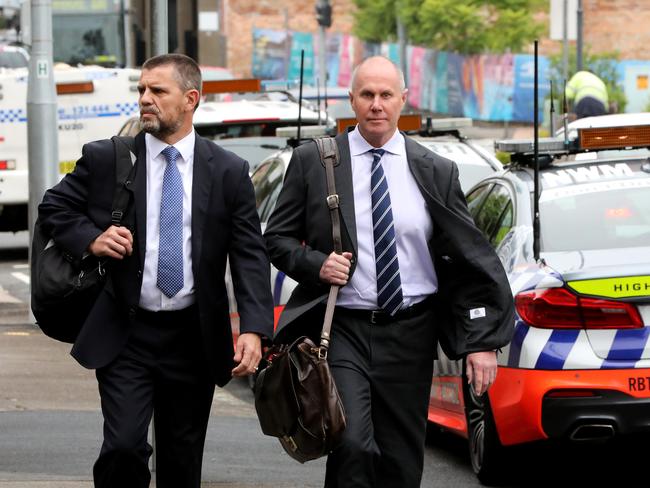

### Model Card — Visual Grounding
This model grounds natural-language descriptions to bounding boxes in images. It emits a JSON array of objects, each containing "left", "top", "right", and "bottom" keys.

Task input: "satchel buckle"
[
  {"left": 317, "top": 346, "right": 328, "bottom": 360},
  {"left": 326, "top": 194, "right": 339, "bottom": 209},
  {"left": 282, "top": 435, "right": 298, "bottom": 452}
]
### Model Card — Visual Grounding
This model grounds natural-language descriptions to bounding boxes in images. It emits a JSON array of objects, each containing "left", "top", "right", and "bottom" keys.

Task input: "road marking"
[
  {"left": 4, "top": 331, "right": 30, "bottom": 336},
  {"left": 11, "top": 272, "right": 30, "bottom": 284},
  {"left": 12, "top": 263, "right": 28, "bottom": 269},
  {"left": 0, "top": 286, "right": 21, "bottom": 303}
]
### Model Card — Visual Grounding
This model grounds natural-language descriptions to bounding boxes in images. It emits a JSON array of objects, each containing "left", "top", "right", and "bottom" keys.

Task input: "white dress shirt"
[
  {"left": 337, "top": 127, "right": 438, "bottom": 309},
  {"left": 139, "top": 130, "right": 196, "bottom": 311}
]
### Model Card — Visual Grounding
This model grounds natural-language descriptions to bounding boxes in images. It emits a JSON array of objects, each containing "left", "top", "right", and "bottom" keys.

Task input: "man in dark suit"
[
  {"left": 38, "top": 54, "right": 274, "bottom": 487},
  {"left": 264, "top": 56, "right": 514, "bottom": 487}
]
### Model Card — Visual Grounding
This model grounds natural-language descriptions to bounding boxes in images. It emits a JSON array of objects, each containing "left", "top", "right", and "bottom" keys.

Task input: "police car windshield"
[{"left": 539, "top": 182, "right": 650, "bottom": 252}]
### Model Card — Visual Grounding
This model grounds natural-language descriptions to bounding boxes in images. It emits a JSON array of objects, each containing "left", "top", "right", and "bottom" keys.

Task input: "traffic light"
[{"left": 315, "top": 2, "right": 332, "bottom": 28}]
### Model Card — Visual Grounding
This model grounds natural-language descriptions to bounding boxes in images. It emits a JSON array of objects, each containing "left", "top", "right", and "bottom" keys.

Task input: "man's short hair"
[
  {"left": 350, "top": 56, "right": 406, "bottom": 92},
  {"left": 142, "top": 54, "right": 202, "bottom": 107}
]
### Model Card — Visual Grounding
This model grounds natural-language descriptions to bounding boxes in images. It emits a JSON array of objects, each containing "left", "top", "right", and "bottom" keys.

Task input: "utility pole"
[
  {"left": 315, "top": 0, "right": 331, "bottom": 112},
  {"left": 27, "top": 0, "right": 58, "bottom": 244},
  {"left": 562, "top": 0, "right": 569, "bottom": 83},
  {"left": 576, "top": 0, "right": 583, "bottom": 71},
  {"left": 152, "top": 0, "right": 168, "bottom": 56}
]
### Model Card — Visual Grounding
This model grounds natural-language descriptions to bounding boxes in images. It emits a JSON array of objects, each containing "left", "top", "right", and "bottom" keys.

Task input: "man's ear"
[
  {"left": 186, "top": 89, "right": 200, "bottom": 112},
  {"left": 401, "top": 89, "right": 408, "bottom": 104}
]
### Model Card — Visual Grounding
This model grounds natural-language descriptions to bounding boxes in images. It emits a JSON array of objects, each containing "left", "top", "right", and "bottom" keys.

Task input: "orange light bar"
[
  {"left": 56, "top": 81, "right": 94, "bottom": 95},
  {"left": 579, "top": 125, "right": 650, "bottom": 150},
  {"left": 336, "top": 113, "right": 422, "bottom": 134},
  {"left": 202, "top": 78, "right": 261, "bottom": 94}
]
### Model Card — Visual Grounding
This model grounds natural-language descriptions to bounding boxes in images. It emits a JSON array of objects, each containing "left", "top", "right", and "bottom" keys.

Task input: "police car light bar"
[
  {"left": 495, "top": 137, "right": 568, "bottom": 154},
  {"left": 579, "top": 125, "right": 650, "bottom": 150},
  {"left": 427, "top": 117, "right": 472, "bottom": 131},
  {"left": 275, "top": 125, "right": 331, "bottom": 138},
  {"left": 336, "top": 113, "right": 422, "bottom": 134},
  {"left": 202, "top": 78, "right": 262, "bottom": 94}
]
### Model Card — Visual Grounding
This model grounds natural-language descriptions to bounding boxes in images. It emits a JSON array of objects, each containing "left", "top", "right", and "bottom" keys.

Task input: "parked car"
[
  {"left": 430, "top": 113, "right": 650, "bottom": 484},
  {"left": 0, "top": 44, "right": 29, "bottom": 69}
]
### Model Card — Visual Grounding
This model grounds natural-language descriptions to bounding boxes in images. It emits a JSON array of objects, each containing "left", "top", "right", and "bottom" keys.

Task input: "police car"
[
  {"left": 0, "top": 64, "right": 142, "bottom": 231},
  {"left": 429, "top": 114, "right": 650, "bottom": 484}
]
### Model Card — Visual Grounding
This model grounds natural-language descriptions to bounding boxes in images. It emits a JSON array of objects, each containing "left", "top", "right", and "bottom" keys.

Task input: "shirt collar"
[
  {"left": 146, "top": 129, "right": 196, "bottom": 164},
  {"left": 348, "top": 125, "right": 405, "bottom": 157}
]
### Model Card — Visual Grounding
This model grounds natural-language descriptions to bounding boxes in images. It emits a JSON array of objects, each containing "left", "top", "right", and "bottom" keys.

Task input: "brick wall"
[
  {"left": 582, "top": 0, "right": 650, "bottom": 59},
  {"left": 223, "top": 0, "right": 355, "bottom": 77}
]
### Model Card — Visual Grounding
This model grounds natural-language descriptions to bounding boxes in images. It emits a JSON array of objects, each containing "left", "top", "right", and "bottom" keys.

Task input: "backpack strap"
[{"left": 110, "top": 136, "right": 137, "bottom": 226}]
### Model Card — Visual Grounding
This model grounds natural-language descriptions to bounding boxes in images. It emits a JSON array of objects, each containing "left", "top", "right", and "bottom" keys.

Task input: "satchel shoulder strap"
[
  {"left": 110, "top": 136, "right": 137, "bottom": 226},
  {"left": 314, "top": 136, "right": 341, "bottom": 357}
]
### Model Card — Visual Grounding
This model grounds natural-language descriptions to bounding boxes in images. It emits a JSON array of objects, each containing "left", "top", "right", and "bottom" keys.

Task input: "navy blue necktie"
[
  {"left": 157, "top": 145, "right": 184, "bottom": 298},
  {"left": 370, "top": 149, "right": 403, "bottom": 315}
]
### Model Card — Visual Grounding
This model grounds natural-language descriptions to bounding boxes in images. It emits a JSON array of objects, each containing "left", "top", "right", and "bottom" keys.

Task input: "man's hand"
[
  {"left": 466, "top": 351, "right": 497, "bottom": 397},
  {"left": 232, "top": 332, "right": 262, "bottom": 377},
  {"left": 319, "top": 251, "right": 353, "bottom": 285},
  {"left": 88, "top": 225, "right": 133, "bottom": 259}
]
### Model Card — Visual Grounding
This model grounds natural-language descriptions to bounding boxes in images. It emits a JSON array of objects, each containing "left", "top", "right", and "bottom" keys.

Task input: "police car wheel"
[{"left": 464, "top": 376, "right": 505, "bottom": 485}]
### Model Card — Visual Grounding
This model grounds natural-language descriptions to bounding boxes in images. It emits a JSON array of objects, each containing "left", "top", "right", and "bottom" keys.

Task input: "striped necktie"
[
  {"left": 157, "top": 145, "right": 184, "bottom": 298},
  {"left": 370, "top": 148, "right": 403, "bottom": 315}
]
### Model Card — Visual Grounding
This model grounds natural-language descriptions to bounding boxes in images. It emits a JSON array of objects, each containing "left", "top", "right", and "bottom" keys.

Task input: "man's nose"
[
  {"left": 370, "top": 95, "right": 382, "bottom": 110},
  {"left": 139, "top": 88, "right": 152, "bottom": 105}
]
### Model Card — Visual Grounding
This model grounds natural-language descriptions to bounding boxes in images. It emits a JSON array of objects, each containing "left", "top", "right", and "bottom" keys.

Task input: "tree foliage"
[{"left": 353, "top": 0, "right": 546, "bottom": 55}]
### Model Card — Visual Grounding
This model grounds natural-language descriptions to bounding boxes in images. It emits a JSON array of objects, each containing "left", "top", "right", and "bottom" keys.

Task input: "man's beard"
[{"left": 139, "top": 109, "right": 183, "bottom": 138}]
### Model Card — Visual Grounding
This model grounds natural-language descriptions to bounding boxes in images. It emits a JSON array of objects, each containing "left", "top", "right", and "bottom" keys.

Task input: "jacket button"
[
  {"left": 129, "top": 306, "right": 137, "bottom": 316},
  {"left": 137, "top": 270, "right": 142, "bottom": 278}
]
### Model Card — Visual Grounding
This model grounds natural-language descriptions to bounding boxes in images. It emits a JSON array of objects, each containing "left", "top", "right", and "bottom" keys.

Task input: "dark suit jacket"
[
  {"left": 264, "top": 131, "right": 514, "bottom": 359},
  {"left": 39, "top": 132, "right": 274, "bottom": 386}
]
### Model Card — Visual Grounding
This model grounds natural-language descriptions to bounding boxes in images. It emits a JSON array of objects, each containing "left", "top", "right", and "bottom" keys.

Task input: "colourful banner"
[
  {"left": 252, "top": 29, "right": 289, "bottom": 81},
  {"left": 288, "top": 32, "right": 315, "bottom": 85},
  {"left": 251, "top": 28, "right": 595, "bottom": 122}
]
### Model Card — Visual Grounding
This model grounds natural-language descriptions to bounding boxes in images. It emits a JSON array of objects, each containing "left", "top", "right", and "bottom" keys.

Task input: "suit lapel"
[
  {"left": 133, "top": 132, "right": 148, "bottom": 264},
  {"left": 191, "top": 136, "right": 214, "bottom": 276},
  {"left": 334, "top": 131, "right": 358, "bottom": 252},
  {"left": 404, "top": 135, "right": 445, "bottom": 206}
]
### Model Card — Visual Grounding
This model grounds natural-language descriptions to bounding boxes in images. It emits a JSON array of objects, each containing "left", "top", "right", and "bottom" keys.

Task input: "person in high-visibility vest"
[{"left": 565, "top": 70, "right": 609, "bottom": 119}]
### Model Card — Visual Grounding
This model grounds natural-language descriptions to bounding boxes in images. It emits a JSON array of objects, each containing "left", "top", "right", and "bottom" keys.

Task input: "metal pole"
[
  {"left": 318, "top": 24, "right": 326, "bottom": 111},
  {"left": 576, "top": 0, "right": 584, "bottom": 71},
  {"left": 396, "top": 4, "right": 408, "bottom": 88},
  {"left": 27, "top": 0, "right": 59, "bottom": 248},
  {"left": 316, "top": 0, "right": 328, "bottom": 114},
  {"left": 122, "top": 0, "right": 133, "bottom": 67},
  {"left": 152, "top": 0, "right": 168, "bottom": 56},
  {"left": 20, "top": 0, "right": 32, "bottom": 46},
  {"left": 562, "top": 0, "right": 569, "bottom": 83}
]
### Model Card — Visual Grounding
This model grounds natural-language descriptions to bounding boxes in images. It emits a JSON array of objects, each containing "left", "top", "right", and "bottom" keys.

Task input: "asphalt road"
[{"left": 1, "top": 233, "right": 649, "bottom": 487}]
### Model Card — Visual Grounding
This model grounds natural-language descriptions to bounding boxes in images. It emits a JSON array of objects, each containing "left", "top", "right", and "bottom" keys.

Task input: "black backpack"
[{"left": 31, "top": 136, "right": 137, "bottom": 343}]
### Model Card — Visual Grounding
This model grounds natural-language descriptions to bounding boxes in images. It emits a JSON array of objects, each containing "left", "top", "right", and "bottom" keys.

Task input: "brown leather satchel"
[{"left": 254, "top": 137, "right": 347, "bottom": 463}]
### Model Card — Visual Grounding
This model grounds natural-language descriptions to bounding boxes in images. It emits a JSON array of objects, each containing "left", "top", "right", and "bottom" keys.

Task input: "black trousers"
[
  {"left": 324, "top": 303, "right": 436, "bottom": 488},
  {"left": 93, "top": 306, "right": 215, "bottom": 488},
  {"left": 575, "top": 96, "right": 607, "bottom": 119}
]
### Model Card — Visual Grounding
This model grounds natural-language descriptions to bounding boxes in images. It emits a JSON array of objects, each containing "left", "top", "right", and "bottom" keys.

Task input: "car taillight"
[
  {"left": 0, "top": 160, "right": 15, "bottom": 170},
  {"left": 515, "top": 287, "right": 643, "bottom": 329}
]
